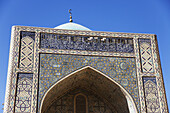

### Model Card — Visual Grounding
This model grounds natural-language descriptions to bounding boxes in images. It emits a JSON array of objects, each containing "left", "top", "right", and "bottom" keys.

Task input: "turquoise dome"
[{"left": 55, "top": 22, "right": 91, "bottom": 31}]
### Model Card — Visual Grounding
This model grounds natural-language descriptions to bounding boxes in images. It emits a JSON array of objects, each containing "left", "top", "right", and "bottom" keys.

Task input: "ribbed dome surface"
[{"left": 55, "top": 22, "right": 91, "bottom": 31}]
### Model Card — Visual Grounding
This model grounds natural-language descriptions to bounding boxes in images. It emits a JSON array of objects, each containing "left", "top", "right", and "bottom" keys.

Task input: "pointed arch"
[{"left": 40, "top": 66, "right": 138, "bottom": 113}]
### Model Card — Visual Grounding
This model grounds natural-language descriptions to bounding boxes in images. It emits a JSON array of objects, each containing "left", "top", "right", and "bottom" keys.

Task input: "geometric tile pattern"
[
  {"left": 19, "top": 31, "right": 35, "bottom": 68},
  {"left": 133, "top": 38, "right": 146, "bottom": 112},
  {"left": 39, "top": 53, "right": 140, "bottom": 112},
  {"left": 15, "top": 73, "right": 33, "bottom": 113},
  {"left": 143, "top": 77, "right": 160, "bottom": 113},
  {"left": 40, "top": 33, "right": 134, "bottom": 53},
  {"left": 4, "top": 26, "right": 168, "bottom": 113},
  {"left": 139, "top": 39, "right": 154, "bottom": 73}
]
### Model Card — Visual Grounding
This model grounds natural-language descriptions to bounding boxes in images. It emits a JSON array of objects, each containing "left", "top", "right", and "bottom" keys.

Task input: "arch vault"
[{"left": 40, "top": 66, "right": 138, "bottom": 113}]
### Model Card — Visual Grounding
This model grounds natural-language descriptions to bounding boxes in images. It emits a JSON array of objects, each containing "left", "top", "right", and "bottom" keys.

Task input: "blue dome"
[{"left": 55, "top": 22, "right": 91, "bottom": 31}]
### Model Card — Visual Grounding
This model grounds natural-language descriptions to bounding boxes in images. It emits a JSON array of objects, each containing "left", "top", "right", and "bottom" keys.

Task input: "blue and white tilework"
[
  {"left": 40, "top": 33, "right": 134, "bottom": 53},
  {"left": 3, "top": 26, "right": 168, "bottom": 113},
  {"left": 143, "top": 77, "right": 160, "bottom": 113},
  {"left": 39, "top": 53, "right": 140, "bottom": 112},
  {"left": 15, "top": 73, "right": 33, "bottom": 113},
  {"left": 19, "top": 31, "right": 35, "bottom": 68},
  {"left": 138, "top": 39, "right": 154, "bottom": 73}
]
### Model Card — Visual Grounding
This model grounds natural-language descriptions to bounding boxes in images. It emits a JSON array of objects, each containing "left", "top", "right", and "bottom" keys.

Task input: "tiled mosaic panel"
[
  {"left": 40, "top": 33, "right": 134, "bottom": 53},
  {"left": 139, "top": 39, "right": 154, "bottom": 73},
  {"left": 39, "top": 54, "right": 140, "bottom": 112},
  {"left": 15, "top": 73, "right": 33, "bottom": 113},
  {"left": 45, "top": 89, "right": 112, "bottom": 113},
  {"left": 143, "top": 77, "right": 160, "bottom": 113},
  {"left": 5, "top": 26, "right": 169, "bottom": 113},
  {"left": 19, "top": 31, "right": 35, "bottom": 68}
]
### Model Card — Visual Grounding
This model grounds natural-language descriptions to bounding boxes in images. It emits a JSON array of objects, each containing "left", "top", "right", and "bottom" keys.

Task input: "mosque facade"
[{"left": 3, "top": 20, "right": 168, "bottom": 113}]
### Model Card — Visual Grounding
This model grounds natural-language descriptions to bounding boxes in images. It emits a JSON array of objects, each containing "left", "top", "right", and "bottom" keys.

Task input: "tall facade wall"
[{"left": 4, "top": 26, "right": 168, "bottom": 113}]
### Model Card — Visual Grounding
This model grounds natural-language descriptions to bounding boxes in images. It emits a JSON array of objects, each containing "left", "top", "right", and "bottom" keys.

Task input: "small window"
[{"left": 75, "top": 94, "right": 87, "bottom": 113}]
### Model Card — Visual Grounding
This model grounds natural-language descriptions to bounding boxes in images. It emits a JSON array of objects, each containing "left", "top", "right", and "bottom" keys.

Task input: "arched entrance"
[{"left": 40, "top": 66, "right": 138, "bottom": 113}]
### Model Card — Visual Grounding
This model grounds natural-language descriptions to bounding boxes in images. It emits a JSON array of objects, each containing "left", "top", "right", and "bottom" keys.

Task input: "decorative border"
[
  {"left": 19, "top": 31, "right": 35, "bottom": 68},
  {"left": 142, "top": 77, "right": 160, "bottom": 112},
  {"left": 138, "top": 39, "right": 154, "bottom": 73},
  {"left": 15, "top": 73, "right": 33, "bottom": 113},
  {"left": 3, "top": 26, "right": 168, "bottom": 113},
  {"left": 153, "top": 36, "right": 169, "bottom": 112},
  {"left": 40, "top": 33, "right": 134, "bottom": 53}
]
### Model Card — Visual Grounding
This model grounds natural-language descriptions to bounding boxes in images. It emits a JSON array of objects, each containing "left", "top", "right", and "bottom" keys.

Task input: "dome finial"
[{"left": 69, "top": 9, "right": 73, "bottom": 22}]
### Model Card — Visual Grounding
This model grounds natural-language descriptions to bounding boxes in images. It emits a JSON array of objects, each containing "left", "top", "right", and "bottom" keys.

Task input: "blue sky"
[{"left": 0, "top": 0, "right": 170, "bottom": 112}]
